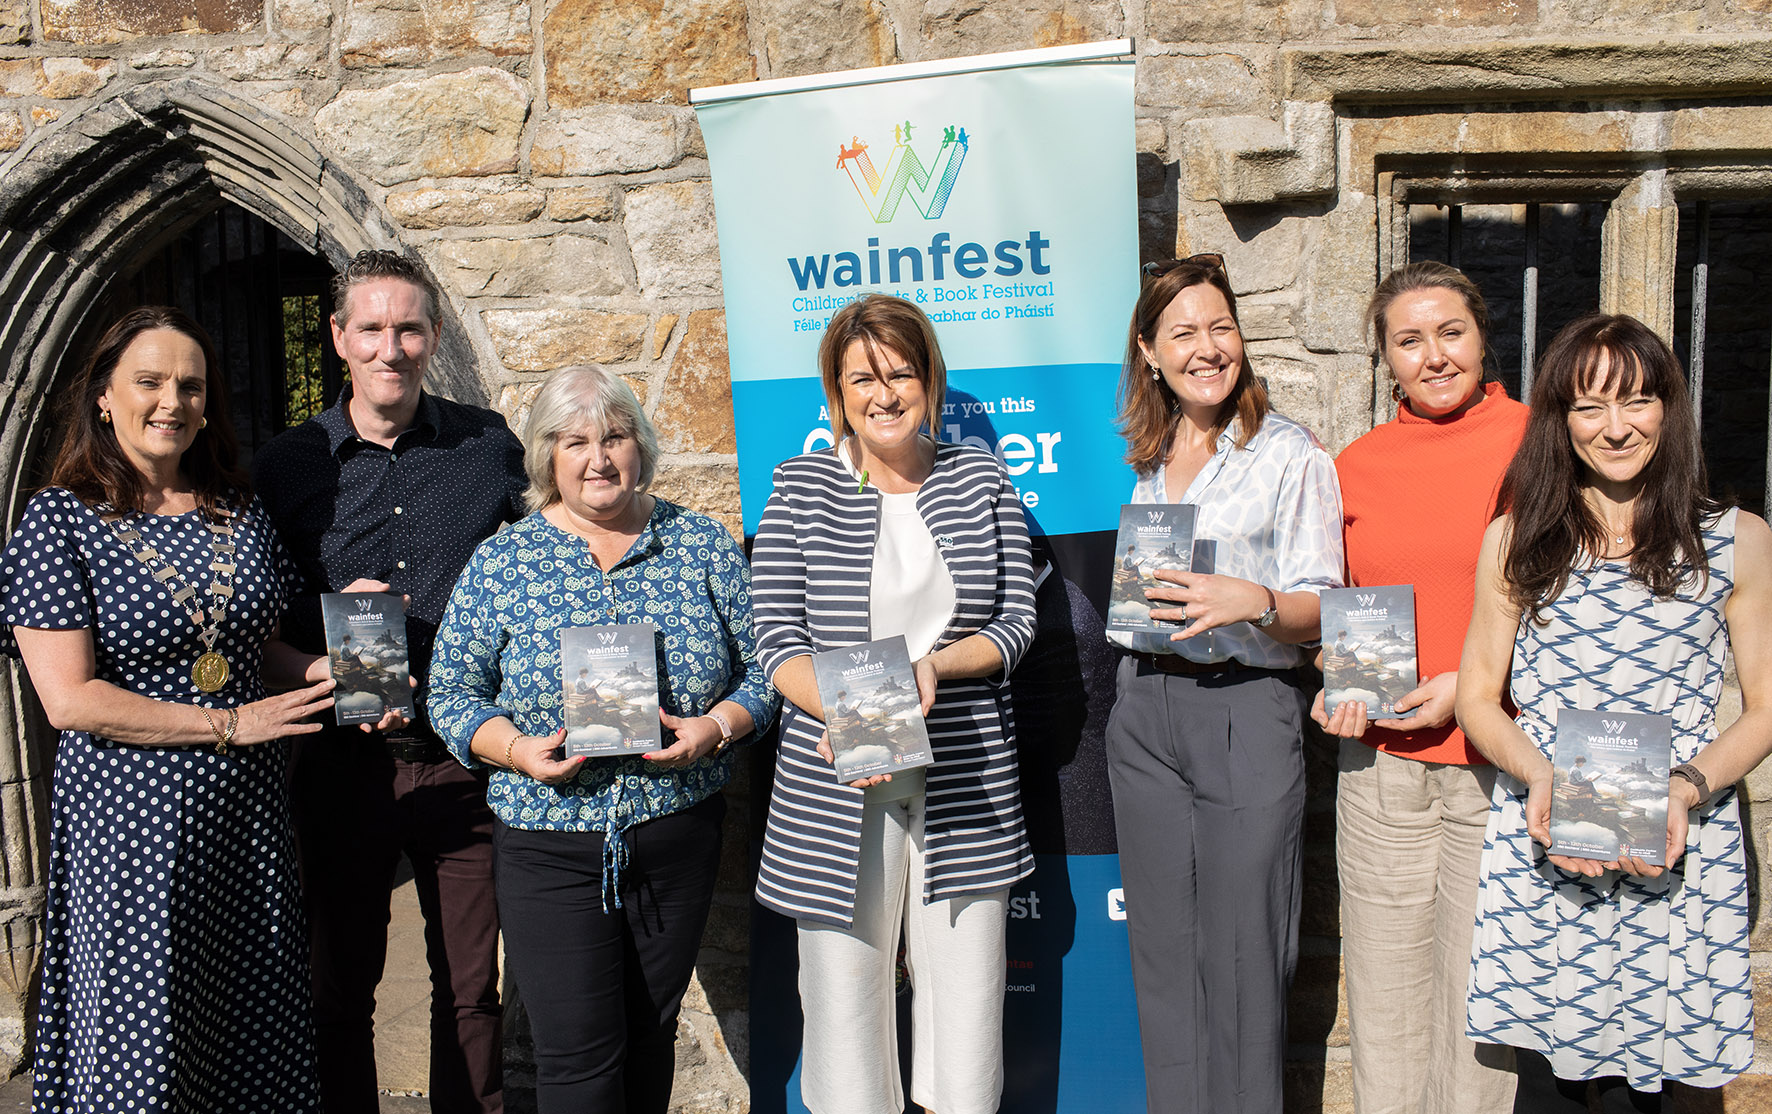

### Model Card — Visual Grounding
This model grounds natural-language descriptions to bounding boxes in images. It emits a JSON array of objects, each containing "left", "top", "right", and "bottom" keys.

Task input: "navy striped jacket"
[{"left": 752, "top": 443, "right": 1038, "bottom": 927}]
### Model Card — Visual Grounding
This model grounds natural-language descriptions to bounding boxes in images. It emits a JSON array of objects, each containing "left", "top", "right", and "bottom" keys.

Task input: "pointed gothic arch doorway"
[{"left": 0, "top": 79, "right": 485, "bottom": 1077}]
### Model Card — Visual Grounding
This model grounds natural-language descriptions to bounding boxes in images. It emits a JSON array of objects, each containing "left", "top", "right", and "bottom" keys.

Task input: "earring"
[
  {"left": 199, "top": 417, "right": 208, "bottom": 430},
  {"left": 1391, "top": 381, "right": 1406, "bottom": 404},
  {"left": 98, "top": 408, "right": 111, "bottom": 424},
  {"left": 1150, "top": 364, "right": 1161, "bottom": 381}
]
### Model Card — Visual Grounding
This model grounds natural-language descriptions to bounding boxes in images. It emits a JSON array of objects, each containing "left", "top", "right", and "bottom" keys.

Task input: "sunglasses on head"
[{"left": 1141, "top": 253, "right": 1228, "bottom": 279}]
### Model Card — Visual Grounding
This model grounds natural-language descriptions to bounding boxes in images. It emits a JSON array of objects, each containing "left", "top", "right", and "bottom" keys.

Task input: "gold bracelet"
[
  {"left": 197, "top": 706, "right": 230, "bottom": 755},
  {"left": 223, "top": 708, "right": 239, "bottom": 749},
  {"left": 505, "top": 733, "right": 521, "bottom": 774}
]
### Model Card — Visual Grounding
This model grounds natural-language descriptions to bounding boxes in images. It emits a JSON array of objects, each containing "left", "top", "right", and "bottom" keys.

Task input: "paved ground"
[{"left": 0, "top": 861, "right": 439, "bottom": 1111}]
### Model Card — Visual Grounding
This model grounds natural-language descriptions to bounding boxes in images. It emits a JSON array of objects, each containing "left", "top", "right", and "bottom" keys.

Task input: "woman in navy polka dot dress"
[{"left": 0, "top": 308, "right": 336, "bottom": 1112}]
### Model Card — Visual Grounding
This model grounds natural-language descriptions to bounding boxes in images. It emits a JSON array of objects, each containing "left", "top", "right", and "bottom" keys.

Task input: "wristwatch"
[
  {"left": 1253, "top": 585, "right": 1278, "bottom": 629},
  {"left": 1671, "top": 762, "right": 1710, "bottom": 805}
]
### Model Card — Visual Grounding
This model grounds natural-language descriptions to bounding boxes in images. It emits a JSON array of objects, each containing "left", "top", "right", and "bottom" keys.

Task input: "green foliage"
[{"left": 283, "top": 294, "right": 327, "bottom": 426}]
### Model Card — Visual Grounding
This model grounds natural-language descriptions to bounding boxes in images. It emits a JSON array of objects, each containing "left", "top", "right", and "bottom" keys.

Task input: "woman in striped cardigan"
[{"left": 753, "top": 294, "right": 1038, "bottom": 1114}]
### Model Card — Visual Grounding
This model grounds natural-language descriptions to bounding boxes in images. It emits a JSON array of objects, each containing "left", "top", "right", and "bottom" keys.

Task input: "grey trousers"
[{"left": 1105, "top": 656, "right": 1307, "bottom": 1114}]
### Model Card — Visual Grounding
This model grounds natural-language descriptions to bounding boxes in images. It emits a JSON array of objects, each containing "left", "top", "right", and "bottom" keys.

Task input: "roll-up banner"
[{"left": 693, "top": 41, "right": 1145, "bottom": 1112}]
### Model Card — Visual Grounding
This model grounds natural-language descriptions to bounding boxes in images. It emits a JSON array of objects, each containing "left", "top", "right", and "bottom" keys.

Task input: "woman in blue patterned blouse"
[{"left": 428, "top": 364, "right": 778, "bottom": 1114}]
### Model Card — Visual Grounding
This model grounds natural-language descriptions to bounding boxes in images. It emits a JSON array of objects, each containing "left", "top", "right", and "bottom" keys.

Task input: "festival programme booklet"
[
  {"left": 560, "top": 623, "right": 662, "bottom": 758},
  {"left": 1106, "top": 503, "right": 1198, "bottom": 635},
  {"left": 1549, "top": 708, "right": 1673, "bottom": 865},
  {"left": 811, "top": 635, "right": 934, "bottom": 783},
  {"left": 321, "top": 592, "right": 416, "bottom": 726},
  {"left": 1320, "top": 585, "right": 1419, "bottom": 719}
]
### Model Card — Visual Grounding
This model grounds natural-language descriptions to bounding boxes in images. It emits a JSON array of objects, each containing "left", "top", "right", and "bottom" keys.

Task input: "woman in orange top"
[{"left": 1314, "top": 262, "right": 1528, "bottom": 1114}]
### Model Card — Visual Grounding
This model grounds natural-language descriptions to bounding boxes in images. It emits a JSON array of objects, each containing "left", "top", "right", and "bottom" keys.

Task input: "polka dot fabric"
[{"left": 0, "top": 488, "right": 319, "bottom": 1113}]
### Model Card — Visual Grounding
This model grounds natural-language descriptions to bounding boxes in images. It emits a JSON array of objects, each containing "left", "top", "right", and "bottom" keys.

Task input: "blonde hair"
[{"left": 520, "top": 364, "right": 659, "bottom": 512}]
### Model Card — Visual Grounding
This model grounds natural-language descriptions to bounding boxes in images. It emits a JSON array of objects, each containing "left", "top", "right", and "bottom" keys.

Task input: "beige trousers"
[{"left": 1336, "top": 739, "right": 1517, "bottom": 1114}]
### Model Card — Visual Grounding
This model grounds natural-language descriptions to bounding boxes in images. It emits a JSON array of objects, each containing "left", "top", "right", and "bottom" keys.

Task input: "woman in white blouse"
[
  {"left": 1106, "top": 255, "right": 1343, "bottom": 1114},
  {"left": 752, "top": 294, "right": 1037, "bottom": 1114}
]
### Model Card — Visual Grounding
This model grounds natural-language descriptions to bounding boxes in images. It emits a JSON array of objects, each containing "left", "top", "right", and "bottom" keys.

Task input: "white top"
[
  {"left": 1106, "top": 412, "right": 1344, "bottom": 667},
  {"left": 839, "top": 443, "right": 952, "bottom": 801}
]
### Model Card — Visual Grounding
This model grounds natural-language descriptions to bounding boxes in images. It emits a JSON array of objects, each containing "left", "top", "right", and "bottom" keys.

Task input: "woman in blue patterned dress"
[
  {"left": 0, "top": 307, "right": 336, "bottom": 1112},
  {"left": 427, "top": 364, "right": 778, "bottom": 1114},
  {"left": 1457, "top": 314, "right": 1772, "bottom": 1111}
]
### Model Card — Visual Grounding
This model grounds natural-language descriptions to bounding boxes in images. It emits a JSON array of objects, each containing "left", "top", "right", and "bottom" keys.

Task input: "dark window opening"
[
  {"left": 1408, "top": 202, "right": 1607, "bottom": 402},
  {"left": 1674, "top": 200, "right": 1772, "bottom": 516}
]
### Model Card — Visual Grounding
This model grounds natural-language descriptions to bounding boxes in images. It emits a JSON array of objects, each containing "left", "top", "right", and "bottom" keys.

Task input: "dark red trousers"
[{"left": 292, "top": 730, "right": 503, "bottom": 1114}]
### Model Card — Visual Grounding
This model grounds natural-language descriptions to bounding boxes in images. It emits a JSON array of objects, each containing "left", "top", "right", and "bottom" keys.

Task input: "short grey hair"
[{"left": 521, "top": 364, "right": 660, "bottom": 512}]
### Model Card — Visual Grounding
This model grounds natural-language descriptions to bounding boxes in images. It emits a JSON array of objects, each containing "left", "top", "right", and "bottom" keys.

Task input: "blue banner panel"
[{"left": 731, "top": 365, "right": 1137, "bottom": 536}]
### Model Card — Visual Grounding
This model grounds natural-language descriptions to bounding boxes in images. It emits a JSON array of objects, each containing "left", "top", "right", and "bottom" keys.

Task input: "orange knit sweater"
[{"left": 1335, "top": 382, "right": 1529, "bottom": 765}]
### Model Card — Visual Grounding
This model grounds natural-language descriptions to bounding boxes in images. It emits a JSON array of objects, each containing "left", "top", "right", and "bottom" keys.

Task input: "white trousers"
[{"left": 796, "top": 793, "right": 1009, "bottom": 1114}]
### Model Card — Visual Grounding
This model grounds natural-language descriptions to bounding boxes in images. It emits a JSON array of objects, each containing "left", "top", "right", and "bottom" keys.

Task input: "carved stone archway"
[{"left": 0, "top": 79, "right": 485, "bottom": 1071}]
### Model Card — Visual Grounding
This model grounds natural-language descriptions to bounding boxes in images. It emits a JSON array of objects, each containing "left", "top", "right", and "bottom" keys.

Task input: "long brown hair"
[
  {"left": 1496, "top": 313, "right": 1720, "bottom": 621},
  {"left": 1118, "top": 258, "right": 1268, "bottom": 474},
  {"left": 48, "top": 306, "right": 247, "bottom": 517},
  {"left": 817, "top": 294, "right": 947, "bottom": 443}
]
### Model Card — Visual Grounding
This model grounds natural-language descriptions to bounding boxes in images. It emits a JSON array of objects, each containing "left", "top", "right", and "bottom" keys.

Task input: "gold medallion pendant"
[{"left": 192, "top": 651, "right": 230, "bottom": 693}]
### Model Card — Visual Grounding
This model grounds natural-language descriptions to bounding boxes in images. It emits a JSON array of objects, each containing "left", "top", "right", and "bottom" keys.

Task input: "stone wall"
[{"left": 1, "top": 1, "right": 1771, "bottom": 1111}]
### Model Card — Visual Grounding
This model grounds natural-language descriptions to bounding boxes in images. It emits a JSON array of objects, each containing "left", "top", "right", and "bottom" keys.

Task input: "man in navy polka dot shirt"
[{"left": 255, "top": 250, "right": 527, "bottom": 1114}]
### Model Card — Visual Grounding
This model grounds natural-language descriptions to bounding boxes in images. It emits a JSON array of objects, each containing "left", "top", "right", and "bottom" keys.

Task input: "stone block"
[
  {"left": 496, "top": 381, "right": 545, "bottom": 432},
  {"left": 431, "top": 234, "right": 626, "bottom": 297},
  {"left": 1135, "top": 115, "right": 1167, "bottom": 155},
  {"left": 387, "top": 187, "right": 545, "bottom": 230},
  {"left": 545, "top": 188, "right": 615, "bottom": 223},
  {"left": 624, "top": 180, "right": 720, "bottom": 297},
  {"left": 254, "top": 86, "right": 317, "bottom": 118},
  {"left": 1146, "top": 0, "right": 1284, "bottom": 41},
  {"left": 651, "top": 315, "right": 678, "bottom": 359},
  {"left": 1139, "top": 51, "right": 1273, "bottom": 116},
  {"left": 1284, "top": 39, "right": 1772, "bottom": 104},
  {"left": 543, "top": 0, "right": 755, "bottom": 107},
  {"left": 481, "top": 308, "right": 649, "bottom": 371},
  {"left": 1185, "top": 207, "right": 1307, "bottom": 295},
  {"left": 1182, "top": 100, "right": 1334, "bottom": 206},
  {"left": 340, "top": 0, "right": 532, "bottom": 68},
  {"left": 0, "top": 58, "right": 116, "bottom": 99},
  {"left": 206, "top": 42, "right": 329, "bottom": 81},
  {"left": 1718, "top": 1074, "right": 1772, "bottom": 1111},
  {"left": 274, "top": 0, "right": 332, "bottom": 31},
  {"left": 1286, "top": 1055, "right": 1354, "bottom": 1112},
  {"left": 1333, "top": 0, "right": 1536, "bottom": 26},
  {"left": 0, "top": 112, "right": 21, "bottom": 151},
  {"left": 1300, "top": 201, "right": 1379, "bottom": 355},
  {"left": 314, "top": 67, "right": 529, "bottom": 186},
  {"left": 699, "top": 895, "right": 749, "bottom": 955},
  {"left": 29, "top": 107, "right": 59, "bottom": 128},
  {"left": 532, "top": 106, "right": 687, "bottom": 177},
  {"left": 653, "top": 310, "right": 736, "bottom": 454},
  {"left": 43, "top": 0, "right": 260, "bottom": 41},
  {"left": 917, "top": 0, "right": 1124, "bottom": 55},
  {"left": 756, "top": 0, "right": 892, "bottom": 77},
  {"left": 0, "top": 0, "right": 25, "bottom": 44},
  {"left": 1239, "top": 299, "right": 1295, "bottom": 341},
  {"left": 649, "top": 464, "right": 742, "bottom": 538},
  {"left": 125, "top": 49, "right": 197, "bottom": 68}
]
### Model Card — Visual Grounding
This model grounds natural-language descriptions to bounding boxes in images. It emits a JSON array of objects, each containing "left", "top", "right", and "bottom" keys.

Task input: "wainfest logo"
[{"left": 837, "top": 120, "right": 970, "bottom": 223}]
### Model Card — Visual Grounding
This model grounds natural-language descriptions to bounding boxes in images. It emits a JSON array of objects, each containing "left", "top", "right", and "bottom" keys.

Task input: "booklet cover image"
[
  {"left": 1549, "top": 708, "right": 1673, "bottom": 865},
  {"left": 321, "top": 592, "right": 416, "bottom": 726},
  {"left": 560, "top": 623, "right": 662, "bottom": 758},
  {"left": 812, "top": 635, "right": 933, "bottom": 783},
  {"left": 1320, "top": 585, "right": 1418, "bottom": 718},
  {"left": 1106, "top": 503, "right": 1198, "bottom": 634}
]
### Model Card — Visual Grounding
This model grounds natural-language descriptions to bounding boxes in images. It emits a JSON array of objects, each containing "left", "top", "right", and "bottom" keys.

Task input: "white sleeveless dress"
[{"left": 1466, "top": 507, "right": 1752, "bottom": 1090}]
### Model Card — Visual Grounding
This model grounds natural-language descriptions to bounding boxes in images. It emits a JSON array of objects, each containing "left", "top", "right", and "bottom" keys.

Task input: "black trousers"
[
  {"left": 495, "top": 794, "right": 726, "bottom": 1114},
  {"left": 1514, "top": 1049, "right": 1663, "bottom": 1113},
  {"left": 292, "top": 733, "right": 502, "bottom": 1114}
]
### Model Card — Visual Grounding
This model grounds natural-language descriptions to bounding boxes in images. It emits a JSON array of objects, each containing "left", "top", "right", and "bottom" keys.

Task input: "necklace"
[{"left": 99, "top": 502, "right": 238, "bottom": 692}]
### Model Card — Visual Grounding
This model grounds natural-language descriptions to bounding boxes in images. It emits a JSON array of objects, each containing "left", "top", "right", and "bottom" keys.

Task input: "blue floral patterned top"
[{"left": 428, "top": 500, "right": 778, "bottom": 902}]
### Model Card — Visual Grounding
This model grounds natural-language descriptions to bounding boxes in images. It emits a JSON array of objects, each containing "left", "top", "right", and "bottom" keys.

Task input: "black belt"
[
  {"left": 382, "top": 733, "right": 451, "bottom": 763},
  {"left": 1128, "top": 651, "right": 1290, "bottom": 678}
]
